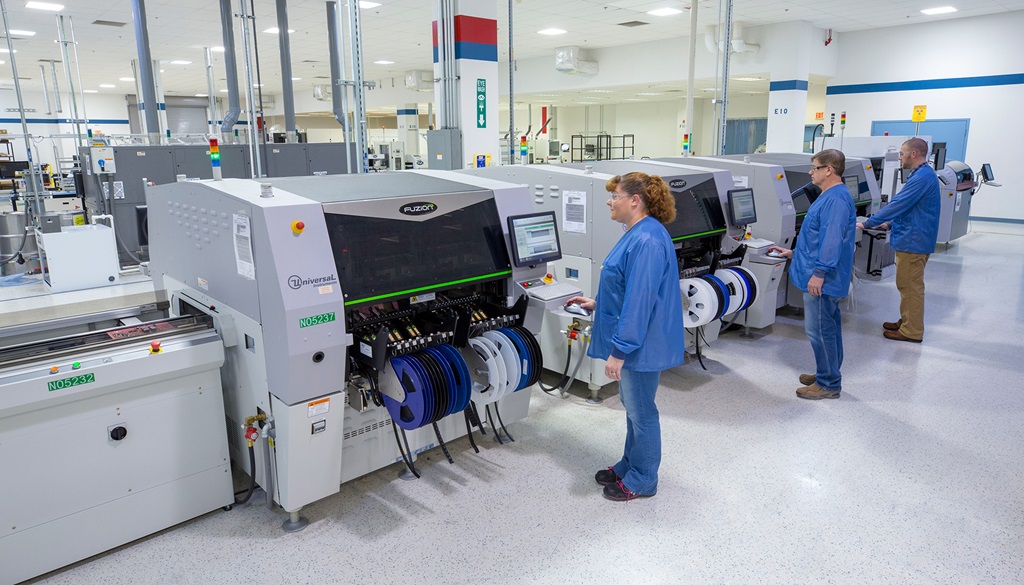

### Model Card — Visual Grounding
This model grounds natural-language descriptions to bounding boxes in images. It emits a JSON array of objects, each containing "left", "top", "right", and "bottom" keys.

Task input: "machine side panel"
[
  {"left": 270, "top": 392, "right": 344, "bottom": 512},
  {"left": 146, "top": 182, "right": 262, "bottom": 323},
  {"left": 254, "top": 203, "right": 348, "bottom": 406},
  {"left": 307, "top": 142, "right": 357, "bottom": 175},
  {"left": 261, "top": 143, "right": 310, "bottom": 178}
]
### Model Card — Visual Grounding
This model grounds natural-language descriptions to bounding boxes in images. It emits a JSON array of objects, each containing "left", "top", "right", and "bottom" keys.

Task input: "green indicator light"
[{"left": 72, "top": 362, "right": 81, "bottom": 369}]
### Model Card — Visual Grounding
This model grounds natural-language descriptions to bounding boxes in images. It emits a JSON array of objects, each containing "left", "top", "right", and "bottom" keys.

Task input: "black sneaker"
[
  {"left": 595, "top": 467, "right": 620, "bottom": 486},
  {"left": 603, "top": 480, "right": 654, "bottom": 502}
]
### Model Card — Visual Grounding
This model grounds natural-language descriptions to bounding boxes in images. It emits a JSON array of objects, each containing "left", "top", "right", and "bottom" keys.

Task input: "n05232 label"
[
  {"left": 299, "top": 312, "right": 336, "bottom": 328},
  {"left": 48, "top": 372, "right": 96, "bottom": 392}
]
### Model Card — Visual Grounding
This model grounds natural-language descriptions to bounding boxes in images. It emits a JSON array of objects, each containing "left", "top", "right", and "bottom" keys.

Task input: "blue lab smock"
[
  {"left": 788, "top": 183, "right": 857, "bottom": 298},
  {"left": 862, "top": 163, "right": 940, "bottom": 254},
  {"left": 587, "top": 216, "right": 687, "bottom": 372}
]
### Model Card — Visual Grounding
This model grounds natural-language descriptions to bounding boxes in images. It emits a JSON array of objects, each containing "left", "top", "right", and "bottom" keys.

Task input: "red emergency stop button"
[
  {"left": 150, "top": 340, "right": 162, "bottom": 354},
  {"left": 291, "top": 220, "right": 305, "bottom": 235}
]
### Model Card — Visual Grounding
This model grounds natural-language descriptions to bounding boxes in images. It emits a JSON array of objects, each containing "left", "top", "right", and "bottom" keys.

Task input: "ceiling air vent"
[
  {"left": 618, "top": 21, "right": 649, "bottom": 27},
  {"left": 92, "top": 20, "right": 127, "bottom": 27}
]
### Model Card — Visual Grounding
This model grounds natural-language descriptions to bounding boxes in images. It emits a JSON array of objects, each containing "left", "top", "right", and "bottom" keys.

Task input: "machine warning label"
[
  {"left": 299, "top": 312, "right": 336, "bottom": 328},
  {"left": 48, "top": 372, "right": 95, "bottom": 393},
  {"left": 307, "top": 398, "right": 330, "bottom": 418}
]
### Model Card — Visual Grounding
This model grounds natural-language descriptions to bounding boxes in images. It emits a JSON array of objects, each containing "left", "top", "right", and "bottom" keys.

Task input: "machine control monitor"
[
  {"left": 507, "top": 211, "right": 562, "bottom": 268},
  {"left": 726, "top": 188, "right": 757, "bottom": 227},
  {"left": 980, "top": 163, "right": 994, "bottom": 182},
  {"left": 843, "top": 175, "right": 863, "bottom": 202}
]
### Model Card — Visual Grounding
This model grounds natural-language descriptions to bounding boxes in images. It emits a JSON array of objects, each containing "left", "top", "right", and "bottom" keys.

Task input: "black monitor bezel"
[
  {"left": 506, "top": 211, "right": 563, "bottom": 268},
  {"left": 933, "top": 147, "right": 946, "bottom": 171},
  {"left": 980, "top": 163, "right": 994, "bottom": 182},
  {"left": 726, "top": 188, "right": 757, "bottom": 227}
]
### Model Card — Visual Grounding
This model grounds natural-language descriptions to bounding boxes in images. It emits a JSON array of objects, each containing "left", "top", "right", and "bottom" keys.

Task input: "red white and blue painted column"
[{"left": 433, "top": 1, "right": 499, "bottom": 168}]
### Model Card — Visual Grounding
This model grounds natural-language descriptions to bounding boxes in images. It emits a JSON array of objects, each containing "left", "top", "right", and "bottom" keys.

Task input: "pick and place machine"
[
  {"left": 690, "top": 153, "right": 881, "bottom": 305},
  {"left": 146, "top": 171, "right": 549, "bottom": 531},
  {"left": 464, "top": 160, "right": 762, "bottom": 401}
]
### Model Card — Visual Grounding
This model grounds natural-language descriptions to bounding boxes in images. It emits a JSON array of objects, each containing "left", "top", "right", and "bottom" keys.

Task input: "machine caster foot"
[
  {"left": 586, "top": 394, "right": 603, "bottom": 405},
  {"left": 281, "top": 511, "right": 308, "bottom": 532},
  {"left": 222, "top": 505, "right": 233, "bottom": 512},
  {"left": 400, "top": 470, "right": 419, "bottom": 481},
  {"left": 740, "top": 326, "right": 754, "bottom": 338}
]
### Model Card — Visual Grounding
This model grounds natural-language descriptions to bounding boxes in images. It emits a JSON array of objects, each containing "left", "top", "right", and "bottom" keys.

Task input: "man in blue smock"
[
  {"left": 770, "top": 149, "right": 857, "bottom": 400},
  {"left": 857, "top": 137, "right": 940, "bottom": 343},
  {"left": 567, "top": 172, "right": 686, "bottom": 501}
]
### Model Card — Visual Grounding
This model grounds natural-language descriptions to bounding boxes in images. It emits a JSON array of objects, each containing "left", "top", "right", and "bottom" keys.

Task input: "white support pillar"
[
  {"left": 399, "top": 103, "right": 420, "bottom": 156},
  {"left": 766, "top": 78, "right": 810, "bottom": 153},
  {"left": 432, "top": 1, "right": 499, "bottom": 168}
]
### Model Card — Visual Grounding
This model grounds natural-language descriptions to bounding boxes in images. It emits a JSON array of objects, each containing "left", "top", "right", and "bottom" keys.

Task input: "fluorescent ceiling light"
[
  {"left": 211, "top": 46, "right": 225, "bottom": 52},
  {"left": 195, "top": 93, "right": 208, "bottom": 97},
  {"left": 732, "top": 77, "right": 761, "bottom": 82},
  {"left": 647, "top": 8, "right": 682, "bottom": 17},
  {"left": 0, "top": 49, "right": 17, "bottom": 54},
  {"left": 8, "top": 30, "right": 36, "bottom": 36},
  {"left": 359, "top": 1, "right": 381, "bottom": 7},
  {"left": 921, "top": 6, "right": 957, "bottom": 15},
  {"left": 83, "top": 89, "right": 98, "bottom": 93},
  {"left": 636, "top": 92, "right": 661, "bottom": 96},
  {"left": 374, "top": 60, "right": 395, "bottom": 65},
  {"left": 262, "top": 27, "right": 295, "bottom": 34},
  {"left": 538, "top": 28, "right": 566, "bottom": 35},
  {"left": 292, "top": 77, "right": 302, "bottom": 81},
  {"left": 170, "top": 60, "right": 192, "bottom": 65},
  {"left": 219, "top": 89, "right": 228, "bottom": 92},
  {"left": 0, "top": 61, "right": 5, "bottom": 64},
  {"left": 624, "top": 98, "right": 647, "bottom": 101},
  {"left": 119, "top": 77, "right": 134, "bottom": 81},
  {"left": 99, "top": 83, "right": 116, "bottom": 88},
  {"left": 25, "top": 1, "right": 64, "bottom": 11},
  {"left": 589, "top": 89, "right": 612, "bottom": 93}
]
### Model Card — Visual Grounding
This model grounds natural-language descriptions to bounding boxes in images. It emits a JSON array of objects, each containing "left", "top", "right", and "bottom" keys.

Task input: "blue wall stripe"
[
  {"left": 769, "top": 79, "right": 809, "bottom": 92},
  {"left": 0, "top": 118, "right": 130, "bottom": 124},
  {"left": 827, "top": 73, "right": 1024, "bottom": 95},
  {"left": 397, "top": 109, "right": 418, "bottom": 115},
  {"left": 432, "top": 41, "right": 498, "bottom": 63}
]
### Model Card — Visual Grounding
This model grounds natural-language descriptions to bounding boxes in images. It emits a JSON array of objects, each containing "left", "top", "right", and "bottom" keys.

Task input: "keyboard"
[{"left": 527, "top": 281, "right": 582, "bottom": 302}]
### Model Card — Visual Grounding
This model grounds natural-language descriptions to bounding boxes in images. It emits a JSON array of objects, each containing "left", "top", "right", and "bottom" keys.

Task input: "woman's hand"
[
  {"left": 768, "top": 246, "right": 793, "bottom": 259},
  {"left": 567, "top": 295, "right": 596, "bottom": 311},
  {"left": 605, "top": 356, "right": 624, "bottom": 381}
]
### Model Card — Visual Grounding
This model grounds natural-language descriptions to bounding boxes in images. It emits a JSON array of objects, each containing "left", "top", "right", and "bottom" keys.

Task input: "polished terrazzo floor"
[{"left": 26, "top": 220, "right": 1024, "bottom": 584}]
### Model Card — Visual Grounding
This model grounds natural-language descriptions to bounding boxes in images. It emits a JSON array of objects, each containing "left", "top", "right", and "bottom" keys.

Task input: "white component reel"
[
  {"left": 713, "top": 269, "right": 747, "bottom": 316},
  {"left": 464, "top": 337, "right": 506, "bottom": 405},
  {"left": 482, "top": 330, "right": 520, "bottom": 399},
  {"left": 680, "top": 277, "right": 720, "bottom": 328}
]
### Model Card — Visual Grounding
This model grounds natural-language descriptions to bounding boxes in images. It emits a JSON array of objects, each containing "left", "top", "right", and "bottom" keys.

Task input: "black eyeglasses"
[{"left": 810, "top": 165, "right": 830, "bottom": 172}]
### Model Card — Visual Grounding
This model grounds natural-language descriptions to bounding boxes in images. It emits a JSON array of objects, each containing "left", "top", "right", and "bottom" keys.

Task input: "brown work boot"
[
  {"left": 796, "top": 382, "right": 840, "bottom": 400},
  {"left": 799, "top": 373, "right": 816, "bottom": 386},
  {"left": 883, "top": 330, "right": 922, "bottom": 343},
  {"left": 882, "top": 320, "right": 902, "bottom": 331}
]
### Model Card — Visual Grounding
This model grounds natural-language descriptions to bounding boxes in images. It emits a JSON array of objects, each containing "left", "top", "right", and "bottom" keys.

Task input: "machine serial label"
[
  {"left": 299, "top": 312, "right": 336, "bottom": 328},
  {"left": 48, "top": 372, "right": 95, "bottom": 392}
]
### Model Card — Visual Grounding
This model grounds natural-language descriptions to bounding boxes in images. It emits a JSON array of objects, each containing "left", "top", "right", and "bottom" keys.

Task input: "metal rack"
[{"left": 569, "top": 134, "right": 635, "bottom": 162}]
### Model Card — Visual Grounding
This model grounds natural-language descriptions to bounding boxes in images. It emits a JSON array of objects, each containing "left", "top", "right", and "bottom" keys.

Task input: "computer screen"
[
  {"left": 980, "top": 163, "right": 994, "bottom": 182},
  {"left": 727, "top": 188, "right": 757, "bottom": 227},
  {"left": 933, "top": 147, "right": 946, "bottom": 171},
  {"left": 843, "top": 175, "right": 861, "bottom": 202},
  {"left": 0, "top": 161, "right": 29, "bottom": 179},
  {"left": 507, "top": 211, "right": 562, "bottom": 268}
]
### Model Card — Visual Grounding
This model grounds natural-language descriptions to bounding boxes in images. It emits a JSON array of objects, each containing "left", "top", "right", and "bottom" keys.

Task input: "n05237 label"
[
  {"left": 48, "top": 372, "right": 96, "bottom": 392},
  {"left": 299, "top": 312, "right": 336, "bottom": 328}
]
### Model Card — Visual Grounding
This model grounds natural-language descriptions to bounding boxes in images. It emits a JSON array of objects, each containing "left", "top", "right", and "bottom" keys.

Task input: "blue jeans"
[
  {"left": 612, "top": 369, "right": 662, "bottom": 495},
  {"left": 803, "top": 292, "right": 844, "bottom": 391}
]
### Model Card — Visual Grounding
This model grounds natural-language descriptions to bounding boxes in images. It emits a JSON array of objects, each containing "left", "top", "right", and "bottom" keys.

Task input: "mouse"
[
  {"left": 564, "top": 302, "right": 591, "bottom": 317},
  {"left": 766, "top": 250, "right": 784, "bottom": 258}
]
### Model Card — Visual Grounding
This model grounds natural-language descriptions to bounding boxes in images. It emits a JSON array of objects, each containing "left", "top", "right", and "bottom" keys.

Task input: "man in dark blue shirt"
[
  {"left": 858, "top": 138, "right": 940, "bottom": 343},
  {"left": 770, "top": 149, "right": 857, "bottom": 400}
]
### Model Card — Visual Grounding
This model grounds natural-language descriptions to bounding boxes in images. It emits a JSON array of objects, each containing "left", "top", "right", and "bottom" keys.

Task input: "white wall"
[
  {"left": 0, "top": 92, "right": 132, "bottom": 169},
  {"left": 826, "top": 11, "right": 1024, "bottom": 221}
]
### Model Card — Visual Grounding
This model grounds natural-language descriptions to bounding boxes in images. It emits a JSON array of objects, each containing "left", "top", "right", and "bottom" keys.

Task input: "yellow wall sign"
[{"left": 911, "top": 105, "right": 927, "bottom": 123}]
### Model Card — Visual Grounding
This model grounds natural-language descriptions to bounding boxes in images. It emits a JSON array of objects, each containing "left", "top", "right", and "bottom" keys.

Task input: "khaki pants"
[{"left": 894, "top": 251, "right": 929, "bottom": 339}]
